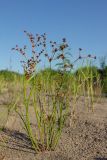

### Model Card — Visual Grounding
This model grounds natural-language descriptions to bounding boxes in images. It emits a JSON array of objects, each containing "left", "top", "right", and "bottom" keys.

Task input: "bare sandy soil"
[{"left": 0, "top": 94, "right": 107, "bottom": 160}]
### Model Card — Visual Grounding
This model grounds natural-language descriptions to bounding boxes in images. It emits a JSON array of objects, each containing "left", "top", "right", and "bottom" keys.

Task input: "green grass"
[{"left": 0, "top": 70, "right": 21, "bottom": 81}]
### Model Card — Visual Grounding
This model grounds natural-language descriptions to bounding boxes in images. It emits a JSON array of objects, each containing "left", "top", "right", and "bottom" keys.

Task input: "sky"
[{"left": 0, "top": 0, "right": 107, "bottom": 72}]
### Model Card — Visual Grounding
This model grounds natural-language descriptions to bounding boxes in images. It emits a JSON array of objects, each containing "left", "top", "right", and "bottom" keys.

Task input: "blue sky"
[{"left": 0, "top": 0, "right": 107, "bottom": 72}]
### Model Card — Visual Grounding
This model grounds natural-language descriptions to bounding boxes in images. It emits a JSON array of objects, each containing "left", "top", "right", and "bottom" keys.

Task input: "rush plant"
[
  {"left": 12, "top": 31, "right": 98, "bottom": 152},
  {"left": 12, "top": 31, "right": 72, "bottom": 151}
]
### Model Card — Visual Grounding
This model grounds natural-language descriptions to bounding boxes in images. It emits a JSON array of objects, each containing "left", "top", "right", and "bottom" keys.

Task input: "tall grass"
[{"left": 11, "top": 31, "right": 100, "bottom": 152}]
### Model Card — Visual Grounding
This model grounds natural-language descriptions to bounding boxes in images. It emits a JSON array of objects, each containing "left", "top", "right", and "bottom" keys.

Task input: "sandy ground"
[{"left": 0, "top": 95, "right": 107, "bottom": 160}]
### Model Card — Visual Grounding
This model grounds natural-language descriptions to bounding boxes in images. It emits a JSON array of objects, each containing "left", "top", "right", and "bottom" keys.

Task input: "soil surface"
[{"left": 0, "top": 97, "right": 107, "bottom": 160}]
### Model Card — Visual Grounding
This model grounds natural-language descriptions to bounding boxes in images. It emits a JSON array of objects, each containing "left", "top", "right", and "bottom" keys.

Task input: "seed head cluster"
[
  {"left": 12, "top": 31, "right": 70, "bottom": 79},
  {"left": 12, "top": 31, "right": 96, "bottom": 79}
]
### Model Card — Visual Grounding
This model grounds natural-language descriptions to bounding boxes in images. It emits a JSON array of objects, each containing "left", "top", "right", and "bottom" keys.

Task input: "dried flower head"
[
  {"left": 62, "top": 38, "right": 66, "bottom": 43},
  {"left": 59, "top": 44, "right": 68, "bottom": 51},
  {"left": 57, "top": 54, "right": 65, "bottom": 60},
  {"left": 88, "top": 54, "right": 91, "bottom": 57},
  {"left": 79, "top": 48, "right": 82, "bottom": 51}
]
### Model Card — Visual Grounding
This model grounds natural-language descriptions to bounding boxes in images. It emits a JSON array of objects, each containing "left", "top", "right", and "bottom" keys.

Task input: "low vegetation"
[{"left": 0, "top": 31, "right": 106, "bottom": 153}]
